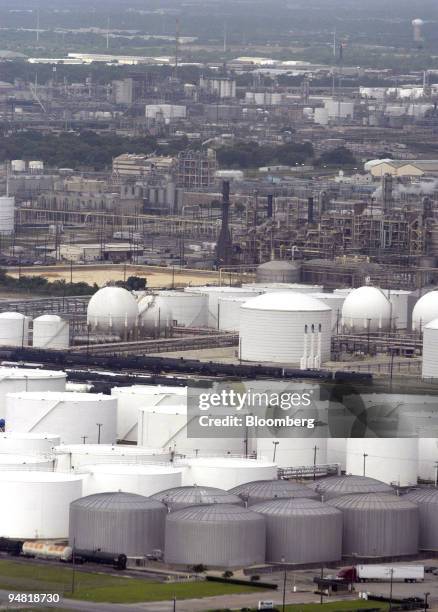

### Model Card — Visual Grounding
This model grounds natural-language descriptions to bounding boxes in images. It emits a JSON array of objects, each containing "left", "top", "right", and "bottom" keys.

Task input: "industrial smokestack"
[
  {"left": 412, "top": 18, "right": 424, "bottom": 47},
  {"left": 215, "top": 180, "right": 233, "bottom": 267},
  {"left": 307, "top": 196, "right": 314, "bottom": 224},
  {"left": 267, "top": 194, "right": 273, "bottom": 219}
]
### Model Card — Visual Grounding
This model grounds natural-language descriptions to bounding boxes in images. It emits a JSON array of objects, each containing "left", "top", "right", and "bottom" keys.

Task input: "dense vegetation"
[{"left": 0, "top": 269, "right": 98, "bottom": 296}]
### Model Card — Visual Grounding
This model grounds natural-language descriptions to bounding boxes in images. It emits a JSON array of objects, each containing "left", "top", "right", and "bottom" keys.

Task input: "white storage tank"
[
  {"left": 111, "top": 384, "right": 187, "bottom": 442},
  {"left": 157, "top": 290, "right": 208, "bottom": 327},
  {"left": 138, "top": 295, "right": 173, "bottom": 335},
  {"left": 0, "top": 432, "right": 60, "bottom": 455},
  {"left": 185, "top": 286, "right": 261, "bottom": 328},
  {"left": 256, "top": 260, "right": 302, "bottom": 284},
  {"left": 412, "top": 291, "right": 438, "bottom": 332},
  {"left": 217, "top": 296, "right": 248, "bottom": 331},
  {"left": 382, "top": 289, "right": 412, "bottom": 329},
  {"left": 418, "top": 438, "right": 438, "bottom": 481},
  {"left": 28, "top": 160, "right": 44, "bottom": 173},
  {"left": 182, "top": 457, "right": 277, "bottom": 489},
  {"left": 6, "top": 392, "right": 117, "bottom": 445},
  {"left": 54, "top": 443, "right": 170, "bottom": 471},
  {"left": 256, "top": 437, "right": 327, "bottom": 469},
  {"left": 0, "top": 197, "right": 15, "bottom": 235},
  {"left": 33, "top": 315, "right": 69, "bottom": 350},
  {"left": 345, "top": 438, "right": 418, "bottom": 486},
  {"left": 0, "top": 453, "right": 54, "bottom": 471},
  {"left": 0, "top": 471, "right": 83, "bottom": 539},
  {"left": 0, "top": 312, "right": 30, "bottom": 347},
  {"left": 312, "top": 293, "right": 345, "bottom": 332},
  {"left": 81, "top": 463, "right": 183, "bottom": 497},
  {"left": 87, "top": 287, "right": 138, "bottom": 336},
  {"left": 243, "top": 283, "right": 323, "bottom": 294},
  {"left": 239, "top": 292, "right": 332, "bottom": 365},
  {"left": 341, "top": 286, "right": 391, "bottom": 331},
  {"left": 11, "top": 160, "right": 26, "bottom": 173},
  {"left": 422, "top": 319, "right": 438, "bottom": 379},
  {"left": 0, "top": 367, "right": 66, "bottom": 419}
]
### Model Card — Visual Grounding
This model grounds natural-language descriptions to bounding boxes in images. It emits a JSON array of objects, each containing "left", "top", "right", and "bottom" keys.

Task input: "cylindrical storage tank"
[
  {"left": 312, "top": 293, "right": 345, "bottom": 332},
  {"left": 164, "top": 504, "right": 266, "bottom": 568},
  {"left": 230, "top": 479, "right": 320, "bottom": 506},
  {"left": 54, "top": 444, "right": 170, "bottom": 472},
  {"left": 413, "top": 291, "right": 438, "bottom": 332},
  {"left": 346, "top": 438, "right": 418, "bottom": 486},
  {"left": 69, "top": 492, "right": 167, "bottom": 557},
  {"left": 256, "top": 260, "right": 302, "bottom": 284},
  {"left": 0, "top": 432, "right": 60, "bottom": 455},
  {"left": 185, "top": 286, "right": 261, "bottom": 328},
  {"left": 252, "top": 498, "right": 343, "bottom": 563},
  {"left": 341, "top": 286, "right": 392, "bottom": 331},
  {"left": 404, "top": 488, "right": 438, "bottom": 550},
  {"left": 422, "top": 319, "right": 438, "bottom": 379},
  {"left": 182, "top": 458, "right": 277, "bottom": 489},
  {"left": 217, "top": 296, "right": 247, "bottom": 331},
  {"left": 32, "top": 315, "right": 69, "bottom": 349},
  {"left": 418, "top": 439, "right": 438, "bottom": 481},
  {"left": 11, "top": 160, "right": 26, "bottom": 173},
  {"left": 0, "top": 312, "right": 30, "bottom": 346},
  {"left": 0, "top": 472, "right": 83, "bottom": 539},
  {"left": 0, "top": 367, "right": 66, "bottom": 419},
  {"left": 0, "top": 454, "right": 54, "bottom": 471},
  {"left": 87, "top": 287, "right": 138, "bottom": 336},
  {"left": 0, "top": 197, "right": 15, "bottom": 235},
  {"left": 307, "top": 475, "right": 394, "bottom": 501},
  {"left": 157, "top": 291, "right": 208, "bottom": 327},
  {"left": 239, "top": 292, "right": 332, "bottom": 364},
  {"left": 138, "top": 295, "right": 173, "bottom": 335},
  {"left": 256, "top": 438, "right": 328, "bottom": 469},
  {"left": 151, "top": 485, "right": 243, "bottom": 511},
  {"left": 382, "top": 289, "right": 412, "bottom": 330},
  {"left": 28, "top": 160, "right": 44, "bottom": 173},
  {"left": 242, "top": 283, "right": 323, "bottom": 294},
  {"left": 6, "top": 392, "right": 117, "bottom": 445},
  {"left": 327, "top": 493, "right": 419, "bottom": 557},
  {"left": 111, "top": 384, "right": 187, "bottom": 443},
  {"left": 81, "top": 464, "right": 184, "bottom": 497}
]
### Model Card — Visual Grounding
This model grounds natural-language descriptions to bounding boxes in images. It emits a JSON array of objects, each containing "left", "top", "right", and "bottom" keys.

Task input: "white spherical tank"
[
  {"left": 181, "top": 457, "right": 277, "bottom": 488},
  {"left": 0, "top": 471, "right": 83, "bottom": 539},
  {"left": 111, "top": 384, "right": 187, "bottom": 442},
  {"left": 54, "top": 443, "right": 171, "bottom": 471},
  {"left": 412, "top": 291, "right": 438, "bottom": 332},
  {"left": 81, "top": 463, "right": 184, "bottom": 497},
  {"left": 6, "top": 392, "right": 117, "bottom": 445},
  {"left": 312, "top": 293, "right": 345, "bottom": 332},
  {"left": 256, "top": 438, "right": 327, "bottom": 469},
  {"left": 157, "top": 290, "right": 208, "bottom": 327},
  {"left": 239, "top": 292, "right": 332, "bottom": 365},
  {"left": 346, "top": 438, "right": 418, "bottom": 486},
  {"left": 0, "top": 433, "right": 60, "bottom": 455},
  {"left": 0, "top": 196, "right": 15, "bottom": 235},
  {"left": 138, "top": 295, "right": 173, "bottom": 335},
  {"left": 217, "top": 297, "right": 248, "bottom": 332},
  {"left": 87, "top": 287, "right": 138, "bottom": 336},
  {"left": 422, "top": 319, "right": 438, "bottom": 379},
  {"left": 0, "top": 367, "right": 66, "bottom": 419},
  {"left": 0, "top": 454, "right": 54, "bottom": 471},
  {"left": 0, "top": 312, "right": 30, "bottom": 347},
  {"left": 33, "top": 315, "right": 69, "bottom": 350},
  {"left": 418, "top": 438, "right": 438, "bottom": 481},
  {"left": 341, "top": 286, "right": 391, "bottom": 331}
]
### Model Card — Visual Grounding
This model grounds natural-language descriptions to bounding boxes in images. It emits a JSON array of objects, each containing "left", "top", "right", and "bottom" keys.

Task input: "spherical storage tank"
[
  {"left": 341, "top": 286, "right": 391, "bottom": 331},
  {"left": 0, "top": 196, "right": 15, "bottom": 235},
  {"left": 239, "top": 292, "right": 332, "bottom": 365},
  {"left": 327, "top": 493, "right": 419, "bottom": 557},
  {"left": 81, "top": 464, "right": 184, "bottom": 497},
  {"left": 138, "top": 295, "right": 173, "bottom": 335},
  {"left": 182, "top": 457, "right": 277, "bottom": 489},
  {"left": 0, "top": 367, "right": 66, "bottom": 419},
  {"left": 69, "top": 492, "right": 167, "bottom": 557},
  {"left": 0, "top": 472, "right": 83, "bottom": 539},
  {"left": 152, "top": 485, "right": 243, "bottom": 511},
  {"left": 307, "top": 475, "right": 394, "bottom": 501},
  {"left": 422, "top": 318, "right": 438, "bottom": 379},
  {"left": 0, "top": 432, "right": 60, "bottom": 455},
  {"left": 346, "top": 438, "right": 418, "bottom": 486},
  {"left": 230, "top": 479, "right": 320, "bottom": 506},
  {"left": 111, "top": 384, "right": 187, "bottom": 442},
  {"left": 6, "top": 392, "right": 117, "bottom": 445},
  {"left": 256, "top": 260, "right": 302, "bottom": 284},
  {"left": 412, "top": 291, "right": 438, "bottom": 332},
  {"left": 404, "top": 488, "right": 438, "bottom": 550},
  {"left": 0, "top": 312, "right": 30, "bottom": 347},
  {"left": 33, "top": 315, "right": 69, "bottom": 350},
  {"left": 164, "top": 504, "right": 266, "bottom": 568},
  {"left": 157, "top": 290, "right": 208, "bottom": 327},
  {"left": 87, "top": 287, "right": 138, "bottom": 336},
  {"left": 54, "top": 443, "right": 170, "bottom": 471},
  {"left": 252, "top": 498, "right": 342, "bottom": 563}
]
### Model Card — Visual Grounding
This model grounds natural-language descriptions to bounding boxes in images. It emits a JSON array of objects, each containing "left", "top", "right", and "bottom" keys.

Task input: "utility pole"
[
  {"left": 363, "top": 453, "right": 368, "bottom": 477},
  {"left": 81, "top": 436, "right": 88, "bottom": 445},
  {"left": 389, "top": 568, "right": 394, "bottom": 611},
  {"left": 281, "top": 557, "right": 287, "bottom": 612},
  {"left": 313, "top": 445, "right": 318, "bottom": 481},
  {"left": 71, "top": 537, "right": 76, "bottom": 594},
  {"left": 272, "top": 441, "right": 279, "bottom": 462},
  {"left": 96, "top": 423, "right": 103, "bottom": 444}
]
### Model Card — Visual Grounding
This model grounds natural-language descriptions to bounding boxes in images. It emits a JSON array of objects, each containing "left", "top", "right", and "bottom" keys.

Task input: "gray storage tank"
[
  {"left": 151, "top": 485, "right": 243, "bottom": 511},
  {"left": 327, "top": 493, "right": 419, "bottom": 557},
  {"left": 256, "top": 260, "right": 301, "bottom": 284},
  {"left": 404, "top": 488, "right": 438, "bottom": 550},
  {"left": 252, "top": 498, "right": 343, "bottom": 564},
  {"left": 164, "top": 504, "right": 266, "bottom": 568},
  {"left": 307, "top": 475, "right": 394, "bottom": 501},
  {"left": 230, "top": 479, "right": 320, "bottom": 506},
  {"left": 69, "top": 492, "right": 167, "bottom": 557}
]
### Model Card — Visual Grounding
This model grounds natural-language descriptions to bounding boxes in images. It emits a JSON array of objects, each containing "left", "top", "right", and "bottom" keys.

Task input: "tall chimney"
[
  {"left": 267, "top": 194, "right": 273, "bottom": 219},
  {"left": 307, "top": 196, "right": 314, "bottom": 224},
  {"left": 215, "top": 180, "right": 233, "bottom": 267}
]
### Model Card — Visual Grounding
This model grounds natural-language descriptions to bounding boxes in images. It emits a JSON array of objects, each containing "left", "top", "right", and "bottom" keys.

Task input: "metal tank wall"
[
  {"left": 252, "top": 498, "right": 343, "bottom": 563},
  {"left": 312, "top": 293, "right": 345, "bottom": 332},
  {"left": 181, "top": 458, "right": 278, "bottom": 488},
  {"left": 418, "top": 439, "right": 438, "bottom": 481},
  {"left": 164, "top": 504, "right": 266, "bottom": 568},
  {"left": 0, "top": 312, "right": 30, "bottom": 347},
  {"left": 0, "top": 433, "right": 60, "bottom": 454},
  {"left": 151, "top": 486, "right": 243, "bottom": 511},
  {"left": 0, "top": 196, "right": 15, "bottom": 235},
  {"left": 256, "top": 261, "right": 302, "bottom": 284},
  {"left": 0, "top": 454, "right": 54, "bottom": 471},
  {"left": 307, "top": 475, "right": 394, "bottom": 500},
  {"left": 256, "top": 437, "right": 328, "bottom": 469},
  {"left": 217, "top": 297, "right": 248, "bottom": 332},
  {"left": 229, "top": 479, "right": 320, "bottom": 506},
  {"left": 81, "top": 464, "right": 184, "bottom": 497},
  {"left": 326, "top": 438, "right": 347, "bottom": 470},
  {"left": 0, "top": 368, "right": 66, "bottom": 420},
  {"left": 157, "top": 291, "right": 208, "bottom": 327},
  {"left": 185, "top": 286, "right": 261, "bottom": 328},
  {"left": 54, "top": 444, "right": 170, "bottom": 471},
  {"left": 32, "top": 315, "right": 69, "bottom": 350},
  {"left": 404, "top": 488, "right": 438, "bottom": 550},
  {"left": 327, "top": 493, "right": 419, "bottom": 557},
  {"left": 69, "top": 492, "right": 167, "bottom": 557},
  {"left": 422, "top": 320, "right": 438, "bottom": 379}
]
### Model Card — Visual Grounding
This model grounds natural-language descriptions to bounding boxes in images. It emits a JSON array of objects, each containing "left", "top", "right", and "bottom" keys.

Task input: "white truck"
[{"left": 338, "top": 564, "right": 424, "bottom": 583}]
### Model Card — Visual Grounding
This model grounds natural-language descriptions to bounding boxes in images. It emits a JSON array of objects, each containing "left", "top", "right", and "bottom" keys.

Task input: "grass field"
[
  {"left": 235, "top": 602, "right": 389, "bottom": 612},
  {"left": 0, "top": 560, "right": 264, "bottom": 604}
]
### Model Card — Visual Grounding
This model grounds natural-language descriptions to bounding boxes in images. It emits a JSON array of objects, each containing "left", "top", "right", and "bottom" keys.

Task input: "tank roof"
[
  {"left": 230, "top": 479, "right": 319, "bottom": 501},
  {"left": 327, "top": 492, "right": 417, "bottom": 510},
  {"left": 257, "top": 260, "right": 301, "bottom": 270},
  {"left": 308, "top": 475, "right": 394, "bottom": 498},
  {"left": 404, "top": 488, "right": 438, "bottom": 503},
  {"left": 71, "top": 491, "right": 165, "bottom": 511},
  {"left": 241, "top": 291, "right": 331, "bottom": 313},
  {"left": 251, "top": 497, "right": 342, "bottom": 516},
  {"left": 166, "top": 503, "right": 264, "bottom": 522},
  {"left": 152, "top": 485, "right": 242, "bottom": 508}
]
